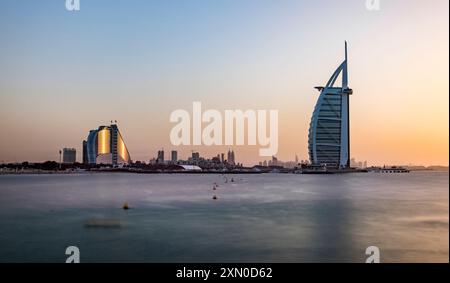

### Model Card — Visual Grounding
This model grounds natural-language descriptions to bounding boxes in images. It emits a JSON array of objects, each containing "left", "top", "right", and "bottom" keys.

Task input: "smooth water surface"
[{"left": 0, "top": 172, "right": 448, "bottom": 262}]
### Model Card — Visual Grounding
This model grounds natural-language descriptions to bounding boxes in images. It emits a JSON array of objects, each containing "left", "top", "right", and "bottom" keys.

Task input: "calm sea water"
[{"left": 0, "top": 172, "right": 448, "bottom": 263}]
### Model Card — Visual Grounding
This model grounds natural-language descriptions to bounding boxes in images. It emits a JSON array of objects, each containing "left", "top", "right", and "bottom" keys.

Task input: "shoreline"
[{"left": 0, "top": 168, "right": 447, "bottom": 176}]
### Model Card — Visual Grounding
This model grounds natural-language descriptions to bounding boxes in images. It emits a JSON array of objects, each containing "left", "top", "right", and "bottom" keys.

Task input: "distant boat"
[
  {"left": 368, "top": 166, "right": 410, "bottom": 173},
  {"left": 301, "top": 165, "right": 335, "bottom": 174}
]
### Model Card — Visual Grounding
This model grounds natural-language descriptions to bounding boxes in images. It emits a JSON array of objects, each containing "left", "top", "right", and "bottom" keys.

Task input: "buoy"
[
  {"left": 213, "top": 186, "right": 217, "bottom": 190},
  {"left": 122, "top": 202, "right": 130, "bottom": 210},
  {"left": 212, "top": 195, "right": 218, "bottom": 200}
]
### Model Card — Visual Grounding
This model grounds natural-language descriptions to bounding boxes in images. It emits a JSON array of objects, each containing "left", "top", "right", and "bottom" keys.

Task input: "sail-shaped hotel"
[
  {"left": 83, "top": 123, "right": 131, "bottom": 165},
  {"left": 308, "top": 43, "right": 353, "bottom": 168}
]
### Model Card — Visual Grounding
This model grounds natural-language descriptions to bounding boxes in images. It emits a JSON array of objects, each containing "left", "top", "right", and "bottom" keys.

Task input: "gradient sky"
[{"left": 0, "top": 0, "right": 448, "bottom": 166}]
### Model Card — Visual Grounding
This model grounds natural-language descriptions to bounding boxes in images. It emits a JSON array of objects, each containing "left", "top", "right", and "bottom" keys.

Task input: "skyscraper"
[
  {"left": 308, "top": 42, "right": 353, "bottom": 168},
  {"left": 171, "top": 150, "right": 178, "bottom": 163},
  {"left": 157, "top": 150, "right": 165, "bottom": 164},
  {"left": 272, "top": 156, "right": 278, "bottom": 166},
  {"left": 86, "top": 130, "right": 98, "bottom": 164},
  {"left": 227, "top": 149, "right": 235, "bottom": 165},
  {"left": 84, "top": 123, "right": 131, "bottom": 165},
  {"left": 82, "top": 140, "right": 88, "bottom": 164},
  {"left": 62, "top": 148, "right": 76, "bottom": 164}
]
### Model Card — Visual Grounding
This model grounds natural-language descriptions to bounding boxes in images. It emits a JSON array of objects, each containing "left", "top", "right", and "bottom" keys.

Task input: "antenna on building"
[
  {"left": 345, "top": 41, "right": 348, "bottom": 62},
  {"left": 343, "top": 41, "right": 348, "bottom": 88}
]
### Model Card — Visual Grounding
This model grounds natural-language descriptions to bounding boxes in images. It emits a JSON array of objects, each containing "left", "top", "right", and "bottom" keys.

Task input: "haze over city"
[{"left": 0, "top": 0, "right": 448, "bottom": 166}]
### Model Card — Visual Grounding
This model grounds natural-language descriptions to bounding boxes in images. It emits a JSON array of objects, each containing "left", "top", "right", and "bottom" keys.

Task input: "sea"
[{"left": 0, "top": 172, "right": 448, "bottom": 263}]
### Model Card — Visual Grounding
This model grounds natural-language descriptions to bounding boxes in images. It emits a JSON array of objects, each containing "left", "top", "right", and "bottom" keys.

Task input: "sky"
[{"left": 0, "top": 0, "right": 448, "bottom": 166}]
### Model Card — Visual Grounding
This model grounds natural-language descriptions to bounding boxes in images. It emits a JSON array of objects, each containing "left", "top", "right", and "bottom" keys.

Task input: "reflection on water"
[{"left": 0, "top": 172, "right": 448, "bottom": 262}]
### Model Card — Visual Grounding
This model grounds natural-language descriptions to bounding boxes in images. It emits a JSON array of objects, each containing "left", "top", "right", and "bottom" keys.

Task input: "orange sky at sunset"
[{"left": 0, "top": 0, "right": 448, "bottom": 166}]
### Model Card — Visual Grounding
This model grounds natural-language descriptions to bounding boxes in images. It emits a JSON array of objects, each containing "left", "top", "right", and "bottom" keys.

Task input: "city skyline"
[{"left": 0, "top": 0, "right": 448, "bottom": 166}]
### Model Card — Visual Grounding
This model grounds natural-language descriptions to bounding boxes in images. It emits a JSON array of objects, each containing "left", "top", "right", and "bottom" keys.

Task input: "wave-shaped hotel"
[
  {"left": 308, "top": 42, "right": 353, "bottom": 168},
  {"left": 82, "top": 123, "right": 131, "bottom": 165}
]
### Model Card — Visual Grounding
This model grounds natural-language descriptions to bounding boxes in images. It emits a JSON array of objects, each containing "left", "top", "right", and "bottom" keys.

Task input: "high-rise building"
[
  {"left": 62, "top": 148, "right": 76, "bottom": 164},
  {"left": 272, "top": 156, "right": 278, "bottom": 166},
  {"left": 157, "top": 150, "right": 165, "bottom": 164},
  {"left": 82, "top": 140, "right": 88, "bottom": 164},
  {"left": 86, "top": 130, "right": 98, "bottom": 164},
  {"left": 192, "top": 152, "right": 200, "bottom": 161},
  {"left": 227, "top": 149, "right": 235, "bottom": 165},
  {"left": 171, "top": 150, "right": 178, "bottom": 163},
  {"left": 82, "top": 141, "right": 88, "bottom": 164},
  {"left": 308, "top": 42, "right": 353, "bottom": 168},
  {"left": 84, "top": 123, "right": 131, "bottom": 165},
  {"left": 350, "top": 158, "right": 357, "bottom": 168}
]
